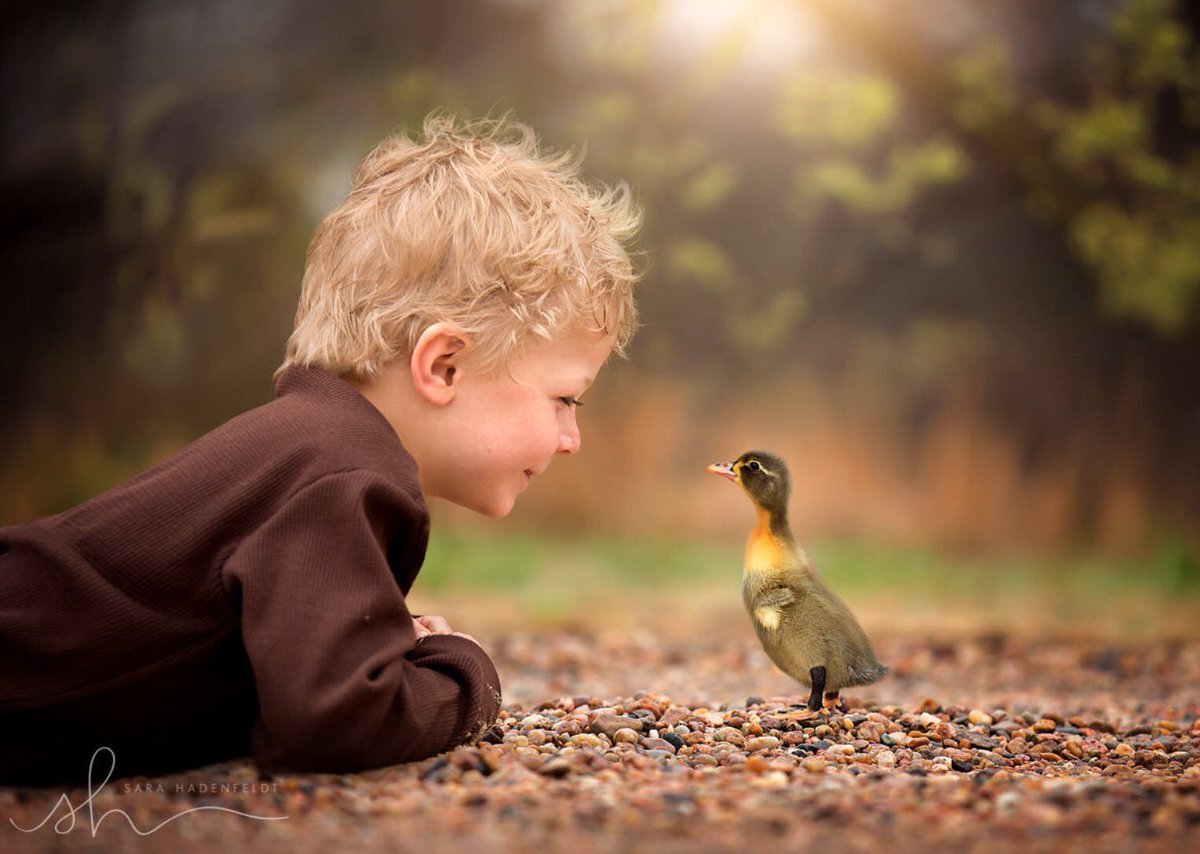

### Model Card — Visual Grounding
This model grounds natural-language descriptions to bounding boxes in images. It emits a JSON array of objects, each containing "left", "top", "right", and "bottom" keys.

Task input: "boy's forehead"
[{"left": 518, "top": 330, "right": 613, "bottom": 378}]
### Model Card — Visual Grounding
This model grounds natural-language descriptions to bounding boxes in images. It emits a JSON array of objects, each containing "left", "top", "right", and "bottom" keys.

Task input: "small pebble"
[
  {"left": 9, "top": 638, "right": 1194, "bottom": 852},
  {"left": 538, "top": 758, "right": 571, "bottom": 778},
  {"left": 744, "top": 755, "right": 771, "bottom": 774},
  {"left": 714, "top": 727, "right": 746, "bottom": 746},
  {"left": 568, "top": 733, "right": 606, "bottom": 750},
  {"left": 640, "top": 737, "right": 678, "bottom": 755},
  {"left": 591, "top": 714, "right": 643, "bottom": 741}
]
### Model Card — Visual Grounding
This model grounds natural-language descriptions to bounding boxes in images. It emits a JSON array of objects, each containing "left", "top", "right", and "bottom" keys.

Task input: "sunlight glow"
[
  {"left": 547, "top": 0, "right": 822, "bottom": 80},
  {"left": 654, "top": 0, "right": 820, "bottom": 74}
]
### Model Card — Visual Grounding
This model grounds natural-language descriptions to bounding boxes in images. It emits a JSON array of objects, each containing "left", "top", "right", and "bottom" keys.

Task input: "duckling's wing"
[{"left": 749, "top": 585, "right": 797, "bottom": 632}]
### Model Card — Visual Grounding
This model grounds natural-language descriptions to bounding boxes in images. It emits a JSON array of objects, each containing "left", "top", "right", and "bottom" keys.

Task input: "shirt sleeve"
[{"left": 220, "top": 470, "right": 502, "bottom": 774}]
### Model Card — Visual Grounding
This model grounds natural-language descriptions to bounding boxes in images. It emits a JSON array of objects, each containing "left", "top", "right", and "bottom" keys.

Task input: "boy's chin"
[{"left": 465, "top": 494, "right": 517, "bottom": 519}]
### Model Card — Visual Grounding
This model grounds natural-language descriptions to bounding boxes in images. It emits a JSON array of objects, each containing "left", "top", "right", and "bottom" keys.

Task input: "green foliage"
[
  {"left": 680, "top": 161, "right": 741, "bottom": 212},
  {"left": 797, "top": 139, "right": 968, "bottom": 215},
  {"left": 950, "top": 41, "right": 1018, "bottom": 131},
  {"left": 1072, "top": 206, "right": 1200, "bottom": 332},
  {"left": 666, "top": 237, "right": 736, "bottom": 294},
  {"left": 775, "top": 73, "right": 899, "bottom": 149},
  {"left": 419, "top": 529, "right": 1197, "bottom": 628},
  {"left": 1002, "top": 0, "right": 1200, "bottom": 333},
  {"left": 11, "top": 0, "right": 1200, "bottom": 545},
  {"left": 1156, "top": 540, "right": 1200, "bottom": 594},
  {"left": 730, "top": 289, "right": 807, "bottom": 355},
  {"left": 1112, "top": 0, "right": 1192, "bottom": 92}
]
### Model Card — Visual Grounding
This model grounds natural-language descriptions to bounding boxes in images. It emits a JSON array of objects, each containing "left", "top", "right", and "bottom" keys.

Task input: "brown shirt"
[{"left": 0, "top": 365, "right": 501, "bottom": 786}]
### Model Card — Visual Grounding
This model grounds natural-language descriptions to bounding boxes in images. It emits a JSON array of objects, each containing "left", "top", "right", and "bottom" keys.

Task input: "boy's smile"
[
  {"left": 352, "top": 327, "right": 613, "bottom": 519},
  {"left": 433, "top": 330, "right": 612, "bottom": 517}
]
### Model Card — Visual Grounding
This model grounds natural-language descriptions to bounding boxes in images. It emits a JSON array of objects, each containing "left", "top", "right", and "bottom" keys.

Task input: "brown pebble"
[
  {"left": 659, "top": 708, "right": 690, "bottom": 728},
  {"left": 640, "top": 737, "right": 677, "bottom": 754},
  {"left": 714, "top": 727, "right": 746, "bottom": 746},
  {"left": 744, "top": 755, "right": 771, "bottom": 774},
  {"left": 745, "top": 736, "right": 781, "bottom": 752},
  {"left": 538, "top": 758, "right": 571, "bottom": 778},
  {"left": 568, "top": 733, "right": 606, "bottom": 750},
  {"left": 553, "top": 718, "right": 583, "bottom": 736},
  {"left": 591, "top": 714, "right": 643, "bottom": 741}
]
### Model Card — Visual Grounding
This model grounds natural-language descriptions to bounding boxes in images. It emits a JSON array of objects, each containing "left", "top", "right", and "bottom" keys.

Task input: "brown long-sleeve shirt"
[{"left": 0, "top": 365, "right": 501, "bottom": 786}]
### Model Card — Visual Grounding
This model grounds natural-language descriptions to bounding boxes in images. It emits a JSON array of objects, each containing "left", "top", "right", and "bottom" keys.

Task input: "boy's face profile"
[
  {"left": 355, "top": 325, "right": 614, "bottom": 519},
  {"left": 430, "top": 329, "right": 612, "bottom": 518}
]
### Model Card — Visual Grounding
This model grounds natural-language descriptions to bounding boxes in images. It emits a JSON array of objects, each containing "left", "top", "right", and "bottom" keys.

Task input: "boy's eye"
[{"left": 558, "top": 396, "right": 582, "bottom": 409}]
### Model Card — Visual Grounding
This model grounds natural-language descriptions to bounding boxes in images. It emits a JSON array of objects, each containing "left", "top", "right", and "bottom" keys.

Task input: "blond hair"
[{"left": 277, "top": 111, "right": 641, "bottom": 382}]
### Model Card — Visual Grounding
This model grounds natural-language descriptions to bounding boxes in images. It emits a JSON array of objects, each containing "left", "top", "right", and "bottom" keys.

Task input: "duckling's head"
[{"left": 706, "top": 450, "right": 792, "bottom": 514}]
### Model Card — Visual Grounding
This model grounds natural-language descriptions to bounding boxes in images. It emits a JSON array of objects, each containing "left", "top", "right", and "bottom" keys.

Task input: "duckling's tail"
[{"left": 851, "top": 661, "right": 889, "bottom": 685}]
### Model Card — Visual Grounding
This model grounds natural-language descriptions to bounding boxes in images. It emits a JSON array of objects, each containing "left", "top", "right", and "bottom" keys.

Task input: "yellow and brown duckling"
[{"left": 707, "top": 450, "right": 887, "bottom": 712}]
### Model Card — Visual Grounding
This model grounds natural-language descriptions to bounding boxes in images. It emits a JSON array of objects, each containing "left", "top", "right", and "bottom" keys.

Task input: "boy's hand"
[
  {"left": 412, "top": 615, "right": 479, "bottom": 646},
  {"left": 413, "top": 615, "right": 453, "bottom": 636}
]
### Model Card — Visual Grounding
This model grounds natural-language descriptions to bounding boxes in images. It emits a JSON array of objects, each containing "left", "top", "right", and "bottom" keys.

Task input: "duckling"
[{"left": 707, "top": 450, "right": 887, "bottom": 712}]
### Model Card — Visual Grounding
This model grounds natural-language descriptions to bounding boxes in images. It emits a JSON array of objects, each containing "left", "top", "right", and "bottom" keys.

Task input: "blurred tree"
[{"left": 1, "top": 0, "right": 1197, "bottom": 545}]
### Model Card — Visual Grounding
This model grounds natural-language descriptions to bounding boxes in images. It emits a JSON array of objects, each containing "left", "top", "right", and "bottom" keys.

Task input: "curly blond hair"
[{"left": 277, "top": 111, "right": 641, "bottom": 382}]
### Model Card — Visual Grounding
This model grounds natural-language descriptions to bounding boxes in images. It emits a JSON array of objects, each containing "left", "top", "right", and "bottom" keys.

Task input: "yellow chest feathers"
[{"left": 744, "top": 522, "right": 786, "bottom": 577}]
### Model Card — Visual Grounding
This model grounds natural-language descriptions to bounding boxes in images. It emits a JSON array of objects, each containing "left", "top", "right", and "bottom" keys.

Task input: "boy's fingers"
[{"left": 416, "top": 615, "right": 453, "bottom": 634}]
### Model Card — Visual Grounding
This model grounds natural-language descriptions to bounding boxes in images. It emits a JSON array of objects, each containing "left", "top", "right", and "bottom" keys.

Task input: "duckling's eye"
[{"left": 747, "top": 460, "right": 761, "bottom": 472}]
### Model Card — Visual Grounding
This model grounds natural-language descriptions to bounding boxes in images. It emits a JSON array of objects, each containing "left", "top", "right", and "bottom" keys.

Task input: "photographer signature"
[{"left": 9, "top": 747, "right": 288, "bottom": 836}]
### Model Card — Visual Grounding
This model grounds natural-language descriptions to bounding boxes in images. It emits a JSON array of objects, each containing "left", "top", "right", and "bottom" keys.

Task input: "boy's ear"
[{"left": 410, "top": 323, "right": 469, "bottom": 406}]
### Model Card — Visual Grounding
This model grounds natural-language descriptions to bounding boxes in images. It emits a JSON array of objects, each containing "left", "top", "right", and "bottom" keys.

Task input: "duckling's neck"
[
  {"left": 755, "top": 502, "right": 792, "bottom": 541},
  {"left": 744, "top": 502, "right": 795, "bottom": 578}
]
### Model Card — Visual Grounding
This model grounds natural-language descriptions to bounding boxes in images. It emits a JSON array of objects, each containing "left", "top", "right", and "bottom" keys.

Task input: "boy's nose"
[{"left": 557, "top": 411, "right": 581, "bottom": 455}]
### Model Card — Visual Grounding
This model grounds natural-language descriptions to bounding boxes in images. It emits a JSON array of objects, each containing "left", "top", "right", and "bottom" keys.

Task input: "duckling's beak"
[{"left": 706, "top": 461, "right": 738, "bottom": 482}]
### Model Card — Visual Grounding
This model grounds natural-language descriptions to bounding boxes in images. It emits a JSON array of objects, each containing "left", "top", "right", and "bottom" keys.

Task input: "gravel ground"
[{"left": 3, "top": 628, "right": 1198, "bottom": 853}]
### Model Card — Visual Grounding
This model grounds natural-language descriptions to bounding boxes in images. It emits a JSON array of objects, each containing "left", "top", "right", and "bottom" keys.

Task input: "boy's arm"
[{"left": 221, "top": 470, "right": 501, "bottom": 774}]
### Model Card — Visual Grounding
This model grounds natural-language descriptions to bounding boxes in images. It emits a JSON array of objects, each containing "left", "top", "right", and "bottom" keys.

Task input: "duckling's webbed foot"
[
  {"left": 825, "top": 691, "right": 846, "bottom": 712},
  {"left": 807, "top": 666, "right": 826, "bottom": 711}
]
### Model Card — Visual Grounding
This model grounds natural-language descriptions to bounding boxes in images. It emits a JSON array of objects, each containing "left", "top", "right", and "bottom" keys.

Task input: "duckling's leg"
[
  {"left": 824, "top": 691, "right": 847, "bottom": 712},
  {"left": 807, "top": 666, "right": 826, "bottom": 711}
]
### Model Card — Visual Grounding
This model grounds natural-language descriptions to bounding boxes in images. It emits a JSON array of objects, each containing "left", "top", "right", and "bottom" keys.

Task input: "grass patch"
[
  {"left": 421, "top": 528, "right": 1199, "bottom": 605},
  {"left": 420, "top": 529, "right": 740, "bottom": 594}
]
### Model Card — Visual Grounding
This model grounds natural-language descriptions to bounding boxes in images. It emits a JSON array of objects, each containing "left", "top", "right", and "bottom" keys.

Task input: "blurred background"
[{"left": 3, "top": 0, "right": 1198, "bottom": 633}]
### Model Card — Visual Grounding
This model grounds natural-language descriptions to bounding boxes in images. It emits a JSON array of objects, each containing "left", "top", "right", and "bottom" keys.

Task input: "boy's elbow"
[{"left": 252, "top": 653, "right": 502, "bottom": 774}]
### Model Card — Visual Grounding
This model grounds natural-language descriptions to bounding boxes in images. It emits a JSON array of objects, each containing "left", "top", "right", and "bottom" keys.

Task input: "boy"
[{"left": 0, "top": 112, "right": 640, "bottom": 785}]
